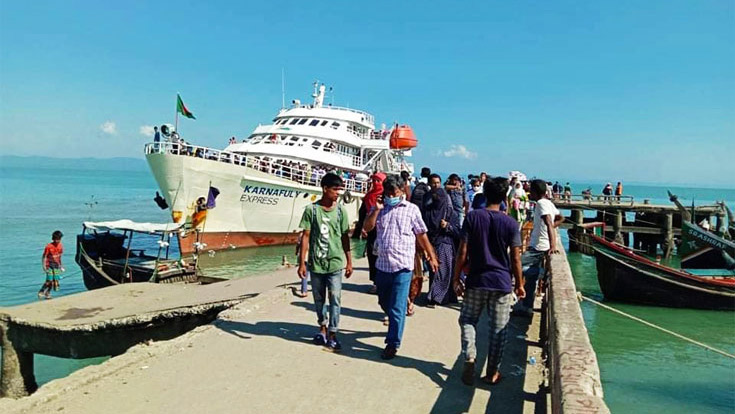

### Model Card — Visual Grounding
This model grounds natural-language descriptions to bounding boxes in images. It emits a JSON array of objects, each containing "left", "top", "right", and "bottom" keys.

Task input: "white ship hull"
[{"left": 146, "top": 149, "right": 363, "bottom": 254}]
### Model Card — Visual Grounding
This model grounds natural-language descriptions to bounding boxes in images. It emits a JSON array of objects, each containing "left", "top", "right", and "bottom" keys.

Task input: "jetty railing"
[
  {"left": 553, "top": 194, "right": 635, "bottom": 206},
  {"left": 144, "top": 142, "right": 368, "bottom": 194},
  {"left": 544, "top": 237, "right": 611, "bottom": 413}
]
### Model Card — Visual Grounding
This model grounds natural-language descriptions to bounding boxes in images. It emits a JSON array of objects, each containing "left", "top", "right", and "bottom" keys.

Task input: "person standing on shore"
[
  {"left": 363, "top": 175, "right": 438, "bottom": 360},
  {"left": 361, "top": 172, "right": 386, "bottom": 294},
  {"left": 39, "top": 230, "right": 64, "bottom": 299},
  {"left": 445, "top": 173, "right": 467, "bottom": 226},
  {"left": 298, "top": 173, "right": 353, "bottom": 352},
  {"left": 424, "top": 174, "right": 460, "bottom": 307},
  {"left": 514, "top": 179, "right": 563, "bottom": 317},
  {"left": 563, "top": 182, "right": 572, "bottom": 201},
  {"left": 602, "top": 183, "right": 613, "bottom": 202},
  {"left": 453, "top": 177, "right": 524, "bottom": 386}
]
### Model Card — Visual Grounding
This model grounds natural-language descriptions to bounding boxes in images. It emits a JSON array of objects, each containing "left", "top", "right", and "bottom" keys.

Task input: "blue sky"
[{"left": 1, "top": 1, "right": 733, "bottom": 187}]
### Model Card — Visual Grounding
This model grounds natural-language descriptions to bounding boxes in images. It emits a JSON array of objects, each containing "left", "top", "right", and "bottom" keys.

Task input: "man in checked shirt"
[{"left": 363, "top": 175, "right": 439, "bottom": 360}]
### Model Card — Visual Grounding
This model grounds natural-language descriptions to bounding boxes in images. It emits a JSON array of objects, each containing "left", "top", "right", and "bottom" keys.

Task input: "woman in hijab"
[
  {"left": 423, "top": 183, "right": 460, "bottom": 307},
  {"left": 508, "top": 181, "right": 528, "bottom": 227},
  {"left": 362, "top": 172, "right": 386, "bottom": 294}
]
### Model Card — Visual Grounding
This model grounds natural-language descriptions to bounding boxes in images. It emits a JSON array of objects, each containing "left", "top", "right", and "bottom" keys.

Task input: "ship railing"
[
  {"left": 252, "top": 135, "right": 365, "bottom": 168},
  {"left": 291, "top": 104, "right": 374, "bottom": 125},
  {"left": 144, "top": 142, "right": 368, "bottom": 193}
]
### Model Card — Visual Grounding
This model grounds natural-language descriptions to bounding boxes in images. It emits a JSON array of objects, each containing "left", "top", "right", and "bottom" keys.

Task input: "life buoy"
[{"left": 342, "top": 191, "right": 355, "bottom": 204}]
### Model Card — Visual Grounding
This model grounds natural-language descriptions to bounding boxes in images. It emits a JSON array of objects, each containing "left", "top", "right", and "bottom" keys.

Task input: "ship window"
[
  {"left": 320, "top": 120, "right": 328, "bottom": 126},
  {"left": 331, "top": 122, "right": 340, "bottom": 129},
  {"left": 289, "top": 118, "right": 299, "bottom": 125},
  {"left": 298, "top": 118, "right": 309, "bottom": 125},
  {"left": 290, "top": 136, "right": 299, "bottom": 141},
  {"left": 309, "top": 119, "right": 319, "bottom": 126},
  {"left": 311, "top": 140, "right": 322, "bottom": 149}
]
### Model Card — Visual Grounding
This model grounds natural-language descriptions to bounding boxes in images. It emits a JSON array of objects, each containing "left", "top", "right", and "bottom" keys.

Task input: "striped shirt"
[{"left": 374, "top": 200, "right": 428, "bottom": 273}]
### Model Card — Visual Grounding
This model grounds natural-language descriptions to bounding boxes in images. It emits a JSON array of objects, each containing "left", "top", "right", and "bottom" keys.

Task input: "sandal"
[
  {"left": 312, "top": 332, "right": 327, "bottom": 346},
  {"left": 481, "top": 372, "right": 502, "bottom": 385}
]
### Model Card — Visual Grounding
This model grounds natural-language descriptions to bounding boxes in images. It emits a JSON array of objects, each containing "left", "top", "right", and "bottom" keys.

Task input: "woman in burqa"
[{"left": 423, "top": 186, "right": 460, "bottom": 306}]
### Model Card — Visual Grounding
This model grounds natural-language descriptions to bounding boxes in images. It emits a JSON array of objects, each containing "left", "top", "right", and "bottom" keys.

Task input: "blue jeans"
[
  {"left": 520, "top": 249, "right": 546, "bottom": 309},
  {"left": 376, "top": 269, "right": 412, "bottom": 348},
  {"left": 310, "top": 270, "right": 343, "bottom": 334}
]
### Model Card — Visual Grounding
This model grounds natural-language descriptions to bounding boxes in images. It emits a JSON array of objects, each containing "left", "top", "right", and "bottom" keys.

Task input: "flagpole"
[{"left": 175, "top": 93, "right": 179, "bottom": 132}]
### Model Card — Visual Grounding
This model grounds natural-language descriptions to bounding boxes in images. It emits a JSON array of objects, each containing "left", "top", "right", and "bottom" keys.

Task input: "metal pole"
[{"left": 175, "top": 94, "right": 179, "bottom": 133}]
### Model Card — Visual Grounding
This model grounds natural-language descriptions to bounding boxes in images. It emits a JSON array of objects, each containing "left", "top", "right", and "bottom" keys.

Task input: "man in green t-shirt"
[{"left": 298, "top": 172, "right": 353, "bottom": 352}]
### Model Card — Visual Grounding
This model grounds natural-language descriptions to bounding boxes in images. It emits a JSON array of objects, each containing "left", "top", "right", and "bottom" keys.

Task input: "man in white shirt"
[{"left": 514, "top": 179, "right": 563, "bottom": 316}]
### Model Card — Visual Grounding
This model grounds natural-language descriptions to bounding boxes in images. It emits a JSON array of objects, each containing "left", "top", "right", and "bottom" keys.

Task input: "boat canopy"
[{"left": 83, "top": 220, "right": 183, "bottom": 234}]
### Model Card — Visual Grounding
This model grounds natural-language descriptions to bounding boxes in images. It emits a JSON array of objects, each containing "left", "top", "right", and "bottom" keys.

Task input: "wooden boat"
[
  {"left": 678, "top": 217, "right": 735, "bottom": 270},
  {"left": 590, "top": 234, "right": 735, "bottom": 310},
  {"left": 75, "top": 220, "right": 218, "bottom": 290}
]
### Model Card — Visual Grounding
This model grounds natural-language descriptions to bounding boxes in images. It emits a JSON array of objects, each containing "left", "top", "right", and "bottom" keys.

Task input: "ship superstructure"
[{"left": 144, "top": 81, "right": 416, "bottom": 253}]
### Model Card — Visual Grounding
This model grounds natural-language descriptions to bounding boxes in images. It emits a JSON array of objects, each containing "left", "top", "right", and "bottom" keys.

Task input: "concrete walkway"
[{"left": 1, "top": 258, "right": 547, "bottom": 414}]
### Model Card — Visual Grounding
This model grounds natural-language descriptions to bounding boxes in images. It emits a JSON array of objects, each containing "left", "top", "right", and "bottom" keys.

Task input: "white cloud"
[
  {"left": 139, "top": 125, "right": 155, "bottom": 137},
  {"left": 100, "top": 121, "right": 117, "bottom": 135},
  {"left": 442, "top": 144, "right": 476, "bottom": 160}
]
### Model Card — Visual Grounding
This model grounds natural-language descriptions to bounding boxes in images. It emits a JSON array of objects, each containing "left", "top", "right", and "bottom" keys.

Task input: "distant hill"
[{"left": 0, "top": 156, "right": 147, "bottom": 172}]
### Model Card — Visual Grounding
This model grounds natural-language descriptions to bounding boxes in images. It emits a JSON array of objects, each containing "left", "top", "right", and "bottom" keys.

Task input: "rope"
[{"left": 580, "top": 294, "right": 735, "bottom": 359}]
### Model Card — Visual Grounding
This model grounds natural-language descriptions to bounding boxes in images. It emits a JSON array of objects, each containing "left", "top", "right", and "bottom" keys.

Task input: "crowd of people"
[{"left": 295, "top": 166, "right": 564, "bottom": 386}]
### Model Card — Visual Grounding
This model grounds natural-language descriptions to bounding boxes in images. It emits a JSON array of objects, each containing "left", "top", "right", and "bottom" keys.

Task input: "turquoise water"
[
  {"left": 560, "top": 183, "right": 735, "bottom": 413},
  {"left": 1, "top": 162, "right": 734, "bottom": 412}
]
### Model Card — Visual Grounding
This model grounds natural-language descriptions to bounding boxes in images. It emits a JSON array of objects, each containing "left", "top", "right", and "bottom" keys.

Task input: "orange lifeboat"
[{"left": 389, "top": 125, "right": 418, "bottom": 150}]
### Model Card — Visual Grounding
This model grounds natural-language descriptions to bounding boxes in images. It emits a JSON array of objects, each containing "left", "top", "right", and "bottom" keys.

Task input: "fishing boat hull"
[
  {"left": 145, "top": 147, "right": 363, "bottom": 254},
  {"left": 591, "top": 236, "right": 735, "bottom": 310},
  {"left": 75, "top": 230, "right": 201, "bottom": 290},
  {"left": 76, "top": 249, "right": 199, "bottom": 290}
]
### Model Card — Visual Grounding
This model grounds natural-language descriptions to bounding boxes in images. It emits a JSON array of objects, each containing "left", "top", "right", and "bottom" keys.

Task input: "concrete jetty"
[
  {"left": 1, "top": 258, "right": 551, "bottom": 414},
  {"left": 0, "top": 274, "right": 284, "bottom": 398}
]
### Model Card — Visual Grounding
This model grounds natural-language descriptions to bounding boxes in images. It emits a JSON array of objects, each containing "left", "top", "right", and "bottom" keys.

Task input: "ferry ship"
[{"left": 144, "top": 82, "right": 417, "bottom": 254}]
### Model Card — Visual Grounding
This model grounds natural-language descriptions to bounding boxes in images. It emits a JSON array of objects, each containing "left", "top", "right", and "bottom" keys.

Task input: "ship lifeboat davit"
[{"left": 389, "top": 125, "right": 418, "bottom": 150}]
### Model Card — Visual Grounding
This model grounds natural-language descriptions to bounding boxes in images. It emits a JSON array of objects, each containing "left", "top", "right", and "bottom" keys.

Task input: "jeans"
[
  {"left": 520, "top": 249, "right": 546, "bottom": 309},
  {"left": 310, "top": 270, "right": 343, "bottom": 333},
  {"left": 376, "top": 269, "right": 412, "bottom": 348},
  {"left": 459, "top": 289, "right": 512, "bottom": 373}
]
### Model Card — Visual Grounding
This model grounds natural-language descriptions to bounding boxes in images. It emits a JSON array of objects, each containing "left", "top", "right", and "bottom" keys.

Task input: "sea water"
[
  {"left": 557, "top": 186, "right": 735, "bottom": 414},
  {"left": 1, "top": 161, "right": 734, "bottom": 412}
]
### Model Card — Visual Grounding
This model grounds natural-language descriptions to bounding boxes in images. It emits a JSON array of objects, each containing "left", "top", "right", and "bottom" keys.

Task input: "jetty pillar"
[
  {"left": 663, "top": 213, "right": 674, "bottom": 258},
  {"left": 614, "top": 211, "right": 624, "bottom": 244},
  {"left": 0, "top": 321, "right": 37, "bottom": 398},
  {"left": 569, "top": 209, "right": 584, "bottom": 252}
]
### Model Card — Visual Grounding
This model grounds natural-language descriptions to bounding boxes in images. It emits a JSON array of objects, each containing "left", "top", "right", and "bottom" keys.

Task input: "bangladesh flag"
[{"left": 177, "top": 94, "right": 196, "bottom": 119}]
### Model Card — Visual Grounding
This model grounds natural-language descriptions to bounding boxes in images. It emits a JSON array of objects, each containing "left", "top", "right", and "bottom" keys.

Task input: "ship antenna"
[{"left": 281, "top": 68, "right": 286, "bottom": 109}]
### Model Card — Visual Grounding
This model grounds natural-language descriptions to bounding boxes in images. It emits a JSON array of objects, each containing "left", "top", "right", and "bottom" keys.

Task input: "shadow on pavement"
[{"left": 214, "top": 319, "right": 452, "bottom": 388}]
